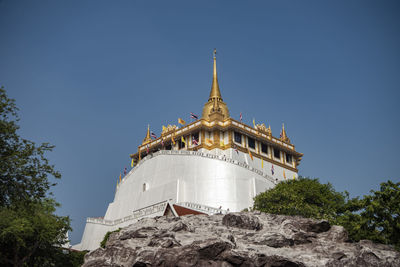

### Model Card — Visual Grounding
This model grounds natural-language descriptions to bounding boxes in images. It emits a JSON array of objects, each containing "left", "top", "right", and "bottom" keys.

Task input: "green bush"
[
  {"left": 253, "top": 177, "right": 400, "bottom": 249},
  {"left": 100, "top": 228, "right": 121, "bottom": 248}
]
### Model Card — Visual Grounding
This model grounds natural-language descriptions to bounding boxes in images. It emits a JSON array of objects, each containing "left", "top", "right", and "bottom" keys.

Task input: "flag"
[
  {"left": 190, "top": 112, "right": 198, "bottom": 120},
  {"left": 151, "top": 131, "right": 157, "bottom": 139},
  {"left": 124, "top": 167, "right": 127, "bottom": 175},
  {"left": 293, "top": 174, "right": 296, "bottom": 180},
  {"left": 205, "top": 138, "right": 213, "bottom": 146},
  {"left": 220, "top": 140, "right": 224, "bottom": 147},
  {"left": 253, "top": 118, "right": 256, "bottom": 128},
  {"left": 248, "top": 149, "right": 253, "bottom": 161},
  {"left": 178, "top": 118, "right": 186, "bottom": 125},
  {"left": 261, "top": 158, "right": 264, "bottom": 168},
  {"left": 119, "top": 173, "right": 122, "bottom": 183},
  {"left": 171, "top": 135, "right": 175, "bottom": 145},
  {"left": 283, "top": 170, "right": 286, "bottom": 179},
  {"left": 234, "top": 145, "right": 239, "bottom": 154},
  {"left": 240, "top": 112, "right": 242, "bottom": 122},
  {"left": 131, "top": 158, "right": 134, "bottom": 168},
  {"left": 181, "top": 136, "right": 186, "bottom": 145},
  {"left": 192, "top": 137, "right": 198, "bottom": 146},
  {"left": 271, "top": 164, "right": 274, "bottom": 175}
]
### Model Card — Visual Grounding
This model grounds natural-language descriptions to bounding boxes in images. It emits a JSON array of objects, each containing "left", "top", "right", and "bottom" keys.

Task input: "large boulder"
[{"left": 83, "top": 212, "right": 400, "bottom": 267}]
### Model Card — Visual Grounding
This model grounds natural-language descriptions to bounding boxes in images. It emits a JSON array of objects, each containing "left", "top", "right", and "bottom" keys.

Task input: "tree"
[
  {"left": 0, "top": 87, "right": 83, "bottom": 266},
  {"left": 0, "top": 87, "right": 61, "bottom": 206},
  {"left": 0, "top": 200, "right": 71, "bottom": 267},
  {"left": 359, "top": 180, "right": 399, "bottom": 249},
  {"left": 253, "top": 177, "right": 400, "bottom": 250},
  {"left": 253, "top": 177, "right": 349, "bottom": 221}
]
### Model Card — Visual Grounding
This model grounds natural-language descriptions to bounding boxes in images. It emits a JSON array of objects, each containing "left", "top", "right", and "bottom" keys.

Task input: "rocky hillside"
[{"left": 83, "top": 212, "right": 400, "bottom": 266}]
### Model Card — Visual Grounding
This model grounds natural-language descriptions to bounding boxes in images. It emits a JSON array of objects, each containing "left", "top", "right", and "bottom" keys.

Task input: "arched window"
[{"left": 142, "top": 183, "right": 149, "bottom": 192}]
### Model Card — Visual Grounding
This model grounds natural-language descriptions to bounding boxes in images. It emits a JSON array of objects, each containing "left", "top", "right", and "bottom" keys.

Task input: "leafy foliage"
[
  {"left": 0, "top": 200, "right": 71, "bottom": 266},
  {"left": 100, "top": 228, "right": 121, "bottom": 248},
  {"left": 0, "top": 87, "right": 83, "bottom": 266},
  {"left": 253, "top": 177, "right": 348, "bottom": 221},
  {"left": 359, "top": 181, "right": 399, "bottom": 248},
  {"left": 253, "top": 177, "right": 400, "bottom": 250},
  {"left": 0, "top": 87, "right": 61, "bottom": 207}
]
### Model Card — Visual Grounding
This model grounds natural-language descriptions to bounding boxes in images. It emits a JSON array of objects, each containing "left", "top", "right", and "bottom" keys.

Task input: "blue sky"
[{"left": 1, "top": 1, "right": 399, "bottom": 244}]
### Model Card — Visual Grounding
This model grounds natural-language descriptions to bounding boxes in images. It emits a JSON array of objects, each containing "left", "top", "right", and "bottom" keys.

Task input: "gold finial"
[
  {"left": 209, "top": 48, "right": 222, "bottom": 101},
  {"left": 142, "top": 124, "right": 152, "bottom": 144},
  {"left": 202, "top": 49, "right": 230, "bottom": 120}
]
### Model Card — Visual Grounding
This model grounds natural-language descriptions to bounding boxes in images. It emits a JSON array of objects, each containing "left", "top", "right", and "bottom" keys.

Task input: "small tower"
[
  {"left": 202, "top": 49, "right": 230, "bottom": 121},
  {"left": 142, "top": 125, "right": 152, "bottom": 144},
  {"left": 280, "top": 123, "right": 291, "bottom": 143}
]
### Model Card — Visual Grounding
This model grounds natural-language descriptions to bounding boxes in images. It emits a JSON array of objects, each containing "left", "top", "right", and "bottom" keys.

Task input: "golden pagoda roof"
[{"left": 202, "top": 49, "right": 230, "bottom": 120}]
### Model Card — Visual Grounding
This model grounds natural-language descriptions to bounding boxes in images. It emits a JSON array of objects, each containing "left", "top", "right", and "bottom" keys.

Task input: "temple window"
[
  {"left": 286, "top": 153, "right": 293, "bottom": 164},
  {"left": 261, "top": 143, "right": 268, "bottom": 154},
  {"left": 248, "top": 137, "right": 255, "bottom": 149},
  {"left": 178, "top": 138, "right": 185, "bottom": 149},
  {"left": 273, "top": 148, "right": 280, "bottom": 159},
  {"left": 165, "top": 143, "right": 172, "bottom": 150},
  {"left": 142, "top": 183, "right": 148, "bottom": 192},
  {"left": 234, "top": 131, "right": 242, "bottom": 144},
  {"left": 192, "top": 132, "right": 199, "bottom": 143}
]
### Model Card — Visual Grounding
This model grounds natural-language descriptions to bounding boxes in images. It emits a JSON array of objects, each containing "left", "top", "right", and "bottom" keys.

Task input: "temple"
[{"left": 74, "top": 50, "right": 303, "bottom": 251}]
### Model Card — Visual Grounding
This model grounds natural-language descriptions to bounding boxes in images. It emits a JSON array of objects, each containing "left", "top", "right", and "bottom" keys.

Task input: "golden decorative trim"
[
  {"left": 255, "top": 123, "right": 272, "bottom": 136},
  {"left": 161, "top": 124, "right": 177, "bottom": 136}
]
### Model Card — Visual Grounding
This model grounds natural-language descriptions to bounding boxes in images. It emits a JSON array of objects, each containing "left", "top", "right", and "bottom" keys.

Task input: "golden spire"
[
  {"left": 280, "top": 123, "right": 290, "bottom": 143},
  {"left": 202, "top": 49, "right": 230, "bottom": 120},
  {"left": 142, "top": 124, "right": 151, "bottom": 144},
  {"left": 209, "top": 49, "right": 222, "bottom": 101}
]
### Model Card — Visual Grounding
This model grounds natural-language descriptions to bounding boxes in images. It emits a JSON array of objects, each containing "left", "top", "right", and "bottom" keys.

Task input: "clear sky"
[{"left": 1, "top": 0, "right": 399, "bottom": 245}]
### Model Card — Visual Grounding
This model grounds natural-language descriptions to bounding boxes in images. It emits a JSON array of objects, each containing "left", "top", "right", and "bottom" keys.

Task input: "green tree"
[
  {"left": 0, "top": 200, "right": 71, "bottom": 267},
  {"left": 359, "top": 180, "right": 399, "bottom": 249},
  {"left": 253, "top": 177, "right": 400, "bottom": 250},
  {"left": 0, "top": 87, "right": 61, "bottom": 206},
  {"left": 0, "top": 87, "right": 83, "bottom": 266},
  {"left": 253, "top": 177, "right": 349, "bottom": 221}
]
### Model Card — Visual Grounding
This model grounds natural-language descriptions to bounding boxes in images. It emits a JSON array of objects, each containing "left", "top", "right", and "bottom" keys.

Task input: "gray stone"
[{"left": 83, "top": 212, "right": 400, "bottom": 267}]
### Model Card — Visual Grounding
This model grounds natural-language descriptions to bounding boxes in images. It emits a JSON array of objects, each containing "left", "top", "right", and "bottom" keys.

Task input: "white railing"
[
  {"left": 176, "top": 202, "right": 228, "bottom": 215},
  {"left": 122, "top": 150, "right": 276, "bottom": 187},
  {"left": 86, "top": 200, "right": 168, "bottom": 226}
]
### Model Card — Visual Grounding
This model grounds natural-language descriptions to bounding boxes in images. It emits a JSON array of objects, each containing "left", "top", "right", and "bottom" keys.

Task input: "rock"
[
  {"left": 222, "top": 213, "right": 263, "bottom": 230},
  {"left": 255, "top": 232, "right": 294, "bottom": 248},
  {"left": 83, "top": 212, "right": 400, "bottom": 267},
  {"left": 170, "top": 221, "right": 192, "bottom": 232},
  {"left": 119, "top": 226, "right": 158, "bottom": 240}
]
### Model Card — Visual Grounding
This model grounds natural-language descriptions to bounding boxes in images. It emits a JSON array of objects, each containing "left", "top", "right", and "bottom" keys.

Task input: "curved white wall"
[
  {"left": 75, "top": 149, "right": 297, "bottom": 251},
  {"left": 106, "top": 150, "right": 277, "bottom": 220}
]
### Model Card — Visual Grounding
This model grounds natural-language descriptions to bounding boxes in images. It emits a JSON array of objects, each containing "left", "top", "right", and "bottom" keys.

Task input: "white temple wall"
[
  {"left": 104, "top": 151, "right": 285, "bottom": 221},
  {"left": 78, "top": 222, "right": 115, "bottom": 251},
  {"left": 76, "top": 150, "right": 297, "bottom": 251}
]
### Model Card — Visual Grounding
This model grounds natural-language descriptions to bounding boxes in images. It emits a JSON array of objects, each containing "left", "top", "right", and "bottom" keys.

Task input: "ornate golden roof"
[{"left": 202, "top": 49, "right": 230, "bottom": 120}]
